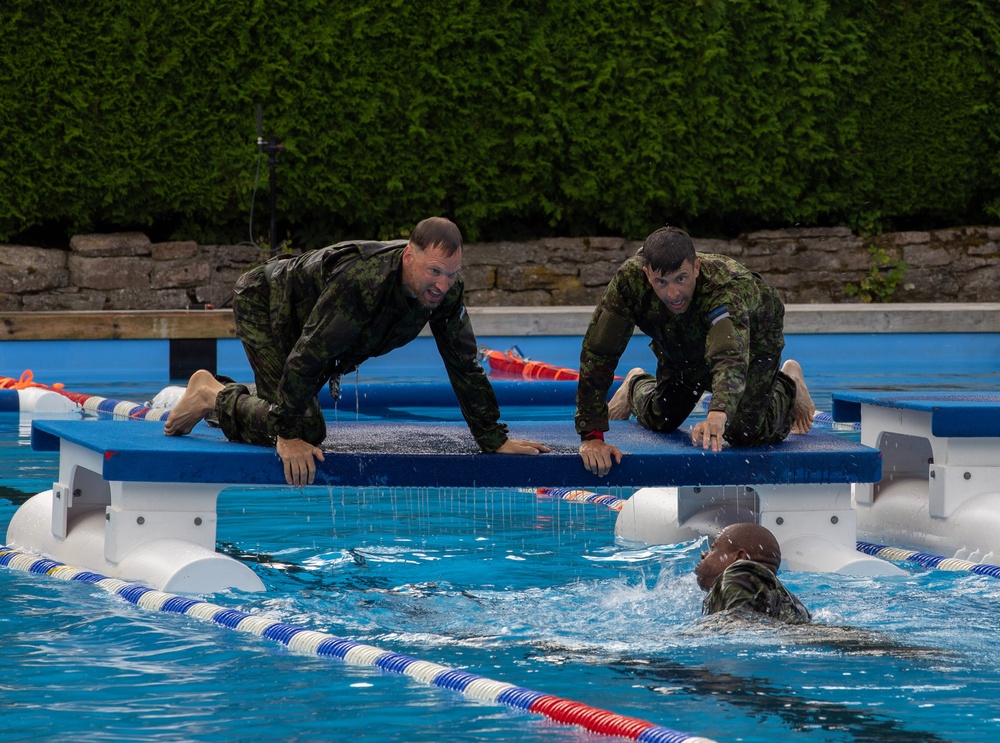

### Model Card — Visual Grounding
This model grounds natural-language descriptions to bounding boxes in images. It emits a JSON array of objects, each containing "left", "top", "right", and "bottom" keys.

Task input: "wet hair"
[
  {"left": 409, "top": 216, "right": 463, "bottom": 256},
  {"left": 640, "top": 226, "right": 696, "bottom": 275}
]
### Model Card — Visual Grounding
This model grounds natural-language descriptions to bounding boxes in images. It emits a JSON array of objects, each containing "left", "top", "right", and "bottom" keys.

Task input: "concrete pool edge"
[{"left": 3, "top": 303, "right": 1000, "bottom": 340}]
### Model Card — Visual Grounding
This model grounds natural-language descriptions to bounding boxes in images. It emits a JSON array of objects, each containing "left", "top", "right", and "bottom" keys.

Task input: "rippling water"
[{"left": 2, "top": 365, "right": 1000, "bottom": 742}]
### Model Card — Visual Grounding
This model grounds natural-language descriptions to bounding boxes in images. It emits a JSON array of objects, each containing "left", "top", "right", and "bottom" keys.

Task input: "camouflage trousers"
[
  {"left": 626, "top": 353, "right": 796, "bottom": 447},
  {"left": 213, "top": 266, "right": 328, "bottom": 447}
]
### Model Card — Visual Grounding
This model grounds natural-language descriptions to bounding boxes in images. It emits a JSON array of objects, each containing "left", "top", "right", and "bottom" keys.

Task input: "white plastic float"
[
  {"left": 618, "top": 392, "right": 1000, "bottom": 576},
  {"left": 832, "top": 391, "right": 1000, "bottom": 565},
  {"left": 14, "top": 386, "right": 81, "bottom": 415},
  {"left": 615, "top": 481, "right": 896, "bottom": 576},
  {"left": 7, "top": 434, "right": 266, "bottom": 594}
]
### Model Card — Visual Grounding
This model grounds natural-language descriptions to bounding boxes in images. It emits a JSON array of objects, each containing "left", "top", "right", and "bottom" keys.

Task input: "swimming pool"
[{"left": 2, "top": 333, "right": 1000, "bottom": 742}]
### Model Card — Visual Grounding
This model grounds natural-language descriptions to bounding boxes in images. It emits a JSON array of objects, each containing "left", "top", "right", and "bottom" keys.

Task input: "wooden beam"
[
  {"left": 1, "top": 310, "right": 237, "bottom": 341},
  {"left": 3, "top": 303, "right": 999, "bottom": 341}
]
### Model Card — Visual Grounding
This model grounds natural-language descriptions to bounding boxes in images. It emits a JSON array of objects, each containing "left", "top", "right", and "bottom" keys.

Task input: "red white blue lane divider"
[
  {"left": 534, "top": 486, "right": 626, "bottom": 511},
  {"left": 0, "top": 546, "right": 718, "bottom": 743},
  {"left": 856, "top": 542, "right": 1000, "bottom": 578},
  {"left": 0, "top": 370, "right": 177, "bottom": 420},
  {"left": 57, "top": 390, "right": 171, "bottom": 420}
]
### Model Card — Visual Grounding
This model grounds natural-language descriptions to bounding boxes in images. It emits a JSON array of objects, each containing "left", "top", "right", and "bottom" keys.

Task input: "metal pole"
[
  {"left": 268, "top": 138, "right": 279, "bottom": 254},
  {"left": 256, "top": 105, "right": 284, "bottom": 254}
]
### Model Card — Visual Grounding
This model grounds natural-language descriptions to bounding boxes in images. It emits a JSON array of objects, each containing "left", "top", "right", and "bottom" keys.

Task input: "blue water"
[{"left": 2, "top": 335, "right": 1000, "bottom": 742}]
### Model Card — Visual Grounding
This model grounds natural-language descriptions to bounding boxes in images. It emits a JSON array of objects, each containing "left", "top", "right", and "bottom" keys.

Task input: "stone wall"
[
  {"left": 460, "top": 225, "right": 1000, "bottom": 307},
  {"left": 1, "top": 225, "right": 999, "bottom": 311},
  {"left": 0, "top": 233, "right": 262, "bottom": 312}
]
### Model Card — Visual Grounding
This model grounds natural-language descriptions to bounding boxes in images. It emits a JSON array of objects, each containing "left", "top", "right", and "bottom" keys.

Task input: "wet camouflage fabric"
[
  {"left": 575, "top": 252, "right": 796, "bottom": 447},
  {"left": 702, "top": 559, "right": 812, "bottom": 624},
  {"left": 215, "top": 240, "right": 509, "bottom": 451}
]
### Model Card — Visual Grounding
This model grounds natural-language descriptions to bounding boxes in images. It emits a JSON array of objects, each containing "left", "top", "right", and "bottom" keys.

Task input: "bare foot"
[
  {"left": 164, "top": 370, "right": 225, "bottom": 436},
  {"left": 608, "top": 367, "right": 645, "bottom": 420},
  {"left": 782, "top": 359, "right": 816, "bottom": 434}
]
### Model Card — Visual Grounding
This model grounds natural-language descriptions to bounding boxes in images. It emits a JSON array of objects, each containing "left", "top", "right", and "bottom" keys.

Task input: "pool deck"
[{"left": 2, "top": 303, "right": 1000, "bottom": 340}]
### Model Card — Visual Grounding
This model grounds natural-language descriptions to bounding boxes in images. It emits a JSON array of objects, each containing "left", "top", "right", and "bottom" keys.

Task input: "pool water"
[{"left": 2, "top": 335, "right": 1000, "bottom": 743}]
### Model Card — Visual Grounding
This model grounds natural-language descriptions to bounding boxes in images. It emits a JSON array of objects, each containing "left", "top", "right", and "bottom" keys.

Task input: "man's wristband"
[{"left": 581, "top": 430, "right": 605, "bottom": 442}]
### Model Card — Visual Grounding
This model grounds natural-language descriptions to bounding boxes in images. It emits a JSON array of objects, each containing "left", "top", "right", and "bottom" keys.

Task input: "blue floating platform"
[
  {"left": 0, "top": 388, "right": 18, "bottom": 412},
  {"left": 31, "top": 418, "right": 881, "bottom": 489},
  {"left": 831, "top": 391, "right": 1000, "bottom": 438},
  {"left": 322, "top": 378, "right": 608, "bottom": 409}
]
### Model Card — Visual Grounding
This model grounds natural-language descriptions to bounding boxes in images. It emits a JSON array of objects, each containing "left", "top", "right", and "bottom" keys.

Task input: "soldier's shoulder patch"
[{"left": 708, "top": 305, "right": 731, "bottom": 325}]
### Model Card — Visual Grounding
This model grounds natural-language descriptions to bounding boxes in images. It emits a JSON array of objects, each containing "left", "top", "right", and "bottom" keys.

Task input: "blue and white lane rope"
[
  {"left": 856, "top": 542, "right": 1000, "bottom": 578},
  {"left": 534, "top": 492, "right": 1000, "bottom": 581},
  {"left": 0, "top": 546, "right": 717, "bottom": 743},
  {"left": 813, "top": 410, "right": 860, "bottom": 431}
]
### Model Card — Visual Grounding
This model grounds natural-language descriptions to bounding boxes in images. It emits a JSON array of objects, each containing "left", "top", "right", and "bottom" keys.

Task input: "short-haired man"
[
  {"left": 575, "top": 226, "right": 814, "bottom": 476},
  {"left": 166, "top": 216, "right": 549, "bottom": 485}
]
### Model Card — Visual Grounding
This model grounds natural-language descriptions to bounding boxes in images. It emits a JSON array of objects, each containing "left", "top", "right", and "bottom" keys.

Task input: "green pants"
[
  {"left": 627, "top": 353, "right": 796, "bottom": 447},
  {"left": 214, "top": 266, "right": 328, "bottom": 447}
]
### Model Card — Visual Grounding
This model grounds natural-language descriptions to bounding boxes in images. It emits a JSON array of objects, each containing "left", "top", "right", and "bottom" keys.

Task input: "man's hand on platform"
[
  {"left": 496, "top": 438, "right": 551, "bottom": 455},
  {"left": 276, "top": 435, "right": 326, "bottom": 486},
  {"left": 691, "top": 411, "right": 727, "bottom": 452},
  {"left": 579, "top": 438, "right": 623, "bottom": 477}
]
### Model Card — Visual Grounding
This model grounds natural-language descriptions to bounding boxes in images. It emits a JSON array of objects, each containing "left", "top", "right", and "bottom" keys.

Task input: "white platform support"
[
  {"left": 13, "top": 414, "right": 895, "bottom": 589},
  {"left": 6, "top": 438, "right": 265, "bottom": 594},
  {"left": 616, "top": 481, "right": 901, "bottom": 576},
  {"left": 844, "top": 396, "right": 1000, "bottom": 565}
]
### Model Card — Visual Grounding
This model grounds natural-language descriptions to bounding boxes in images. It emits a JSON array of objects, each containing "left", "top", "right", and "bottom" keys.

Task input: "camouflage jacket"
[
  {"left": 702, "top": 559, "right": 811, "bottom": 624},
  {"left": 575, "top": 252, "right": 785, "bottom": 435},
  {"left": 258, "top": 240, "right": 509, "bottom": 450}
]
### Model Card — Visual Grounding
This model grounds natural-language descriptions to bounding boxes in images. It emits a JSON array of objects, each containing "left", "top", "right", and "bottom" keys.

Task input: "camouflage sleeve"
[
  {"left": 702, "top": 289, "right": 752, "bottom": 419},
  {"left": 702, "top": 560, "right": 811, "bottom": 624},
  {"left": 270, "top": 265, "right": 371, "bottom": 440},
  {"left": 431, "top": 291, "right": 509, "bottom": 452},
  {"left": 575, "top": 269, "right": 639, "bottom": 436}
]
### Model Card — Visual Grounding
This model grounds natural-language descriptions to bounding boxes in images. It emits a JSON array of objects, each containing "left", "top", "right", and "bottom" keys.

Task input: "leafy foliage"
[
  {"left": 844, "top": 244, "right": 912, "bottom": 303},
  {"left": 0, "top": 0, "right": 997, "bottom": 246}
]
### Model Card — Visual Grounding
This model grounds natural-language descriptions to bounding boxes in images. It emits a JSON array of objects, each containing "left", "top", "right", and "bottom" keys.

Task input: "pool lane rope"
[
  {"left": 536, "top": 492, "right": 1000, "bottom": 578},
  {"left": 534, "top": 486, "right": 626, "bottom": 511},
  {"left": 857, "top": 542, "right": 1000, "bottom": 578},
  {"left": 0, "top": 546, "right": 717, "bottom": 743},
  {"left": 812, "top": 410, "right": 860, "bottom": 431},
  {"left": 1, "top": 371, "right": 171, "bottom": 421},
  {"left": 57, "top": 389, "right": 171, "bottom": 421},
  {"left": 7, "top": 368, "right": 860, "bottom": 430}
]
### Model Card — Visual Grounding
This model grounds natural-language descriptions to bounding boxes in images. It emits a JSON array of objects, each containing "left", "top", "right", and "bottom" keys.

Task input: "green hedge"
[{"left": 1, "top": 0, "right": 997, "bottom": 246}]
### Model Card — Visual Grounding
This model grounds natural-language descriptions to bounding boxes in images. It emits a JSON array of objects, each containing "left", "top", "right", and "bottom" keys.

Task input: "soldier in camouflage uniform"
[
  {"left": 576, "top": 226, "right": 814, "bottom": 476},
  {"left": 165, "top": 217, "right": 549, "bottom": 485},
  {"left": 695, "top": 523, "right": 811, "bottom": 624}
]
